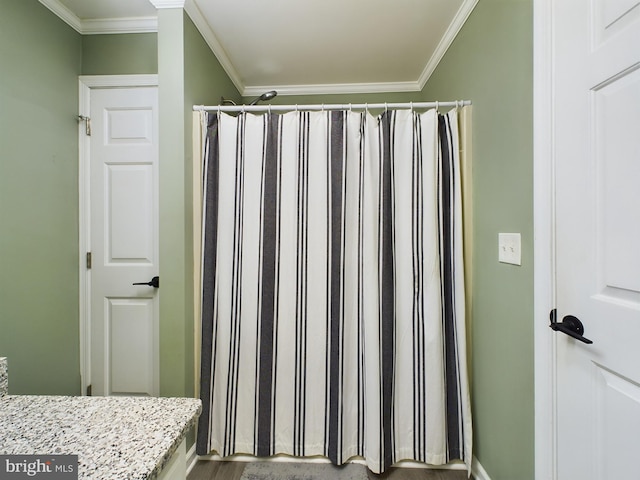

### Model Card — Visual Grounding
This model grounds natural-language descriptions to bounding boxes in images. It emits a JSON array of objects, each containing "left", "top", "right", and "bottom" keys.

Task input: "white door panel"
[
  {"left": 554, "top": 1, "right": 640, "bottom": 478},
  {"left": 89, "top": 86, "right": 159, "bottom": 397},
  {"left": 107, "top": 164, "right": 154, "bottom": 262},
  {"left": 108, "top": 298, "right": 155, "bottom": 395}
]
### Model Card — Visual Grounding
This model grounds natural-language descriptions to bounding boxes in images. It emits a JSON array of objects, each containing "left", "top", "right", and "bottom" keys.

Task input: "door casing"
[
  {"left": 533, "top": 0, "right": 556, "bottom": 478},
  {"left": 78, "top": 74, "right": 160, "bottom": 396}
]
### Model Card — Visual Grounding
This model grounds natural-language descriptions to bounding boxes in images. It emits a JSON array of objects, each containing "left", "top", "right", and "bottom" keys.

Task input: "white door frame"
[
  {"left": 78, "top": 74, "right": 159, "bottom": 395},
  {"left": 533, "top": 0, "right": 556, "bottom": 478}
]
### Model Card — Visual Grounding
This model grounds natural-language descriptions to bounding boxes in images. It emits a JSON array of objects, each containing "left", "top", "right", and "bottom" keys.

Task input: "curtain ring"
[
  {"left": 435, "top": 101, "right": 439, "bottom": 111},
  {"left": 385, "top": 102, "right": 388, "bottom": 113},
  {"left": 322, "top": 103, "right": 325, "bottom": 112},
  {"left": 349, "top": 103, "right": 352, "bottom": 112},
  {"left": 365, "top": 103, "right": 368, "bottom": 114},
  {"left": 268, "top": 104, "right": 272, "bottom": 114},
  {"left": 410, "top": 101, "right": 413, "bottom": 112}
]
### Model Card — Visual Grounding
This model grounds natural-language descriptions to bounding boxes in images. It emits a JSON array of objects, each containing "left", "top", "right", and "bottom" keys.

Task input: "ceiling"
[{"left": 39, "top": 0, "right": 478, "bottom": 96}]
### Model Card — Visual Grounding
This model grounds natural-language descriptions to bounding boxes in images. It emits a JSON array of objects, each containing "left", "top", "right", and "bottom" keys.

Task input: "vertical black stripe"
[
  {"left": 256, "top": 113, "right": 280, "bottom": 456},
  {"left": 379, "top": 111, "right": 395, "bottom": 471},
  {"left": 302, "top": 114, "right": 310, "bottom": 455},
  {"left": 327, "top": 110, "right": 345, "bottom": 465},
  {"left": 417, "top": 115, "right": 426, "bottom": 461},
  {"left": 197, "top": 113, "right": 220, "bottom": 455},
  {"left": 412, "top": 113, "right": 426, "bottom": 461},
  {"left": 224, "top": 113, "right": 247, "bottom": 455},
  {"left": 357, "top": 113, "right": 366, "bottom": 454},
  {"left": 253, "top": 115, "right": 269, "bottom": 451},
  {"left": 411, "top": 112, "right": 419, "bottom": 460},
  {"left": 338, "top": 111, "right": 348, "bottom": 464},
  {"left": 439, "top": 114, "right": 461, "bottom": 460},
  {"left": 324, "top": 113, "right": 332, "bottom": 455},
  {"left": 376, "top": 115, "right": 384, "bottom": 472}
]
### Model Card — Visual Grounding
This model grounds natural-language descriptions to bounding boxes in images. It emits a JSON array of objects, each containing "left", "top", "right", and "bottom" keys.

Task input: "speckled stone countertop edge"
[
  {"left": 0, "top": 357, "right": 7, "bottom": 396},
  {"left": 147, "top": 406, "right": 200, "bottom": 480}
]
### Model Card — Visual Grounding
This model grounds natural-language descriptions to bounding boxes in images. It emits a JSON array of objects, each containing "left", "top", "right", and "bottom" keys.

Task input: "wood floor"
[{"left": 188, "top": 460, "right": 471, "bottom": 480}]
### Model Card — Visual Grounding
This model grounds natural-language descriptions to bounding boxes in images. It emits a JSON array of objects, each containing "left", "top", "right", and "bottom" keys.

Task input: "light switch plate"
[{"left": 498, "top": 233, "right": 521, "bottom": 265}]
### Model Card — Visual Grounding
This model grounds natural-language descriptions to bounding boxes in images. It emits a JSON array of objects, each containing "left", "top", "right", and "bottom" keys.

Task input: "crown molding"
[
  {"left": 148, "top": 0, "right": 185, "bottom": 8},
  {"left": 417, "top": 0, "right": 479, "bottom": 89},
  {"left": 243, "top": 81, "right": 422, "bottom": 97},
  {"left": 38, "top": 0, "right": 82, "bottom": 33},
  {"left": 39, "top": 0, "right": 158, "bottom": 34},
  {"left": 184, "top": 0, "right": 245, "bottom": 94},
  {"left": 82, "top": 17, "right": 158, "bottom": 35}
]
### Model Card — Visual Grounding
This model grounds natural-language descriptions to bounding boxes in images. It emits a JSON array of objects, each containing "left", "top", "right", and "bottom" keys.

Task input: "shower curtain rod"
[{"left": 193, "top": 100, "right": 471, "bottom": 113}]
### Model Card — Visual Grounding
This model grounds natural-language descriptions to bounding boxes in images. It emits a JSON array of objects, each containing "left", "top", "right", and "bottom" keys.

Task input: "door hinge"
[
  {"left": 86, "top": 252, "right": 92, "bottom": 269},
  {"left": 78, "top": 115, "right": 91, "bottom": 136},
  {"left": 86, "top": 384, "right": 92, "bottom": 396}
]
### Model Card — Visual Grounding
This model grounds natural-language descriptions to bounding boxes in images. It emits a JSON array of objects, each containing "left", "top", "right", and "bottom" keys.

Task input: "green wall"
[
  {"left": 421, "top": 1, "right": 534, "bottom": 479},
  {"left": 0, "top": 0, "right": 82, "bottom": 395},
  {"left": 82, "top": 33, "right": 157, "bottom": 75}
]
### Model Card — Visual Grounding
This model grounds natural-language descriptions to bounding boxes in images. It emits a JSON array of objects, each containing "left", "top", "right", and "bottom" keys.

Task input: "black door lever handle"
[
  {"left": 133, "top": 276, "right": 159, "bottom": 288},
  {"left": 549, "top": 309, "right": 593, "bottom": 344}
]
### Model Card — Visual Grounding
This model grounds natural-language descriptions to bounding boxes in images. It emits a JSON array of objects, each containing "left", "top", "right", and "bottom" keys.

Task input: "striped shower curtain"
[{"left": 196, "top": 108, "right": 471, "bottom": 473}]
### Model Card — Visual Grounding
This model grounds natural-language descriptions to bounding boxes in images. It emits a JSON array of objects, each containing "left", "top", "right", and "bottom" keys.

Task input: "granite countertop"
[{"left": 0, "top": 395, "right": 201, "bottom": 480}]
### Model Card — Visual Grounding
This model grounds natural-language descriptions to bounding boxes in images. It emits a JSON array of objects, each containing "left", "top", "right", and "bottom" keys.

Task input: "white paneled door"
[
  {"left": 553, "top": 1, "right": 640, "bottom": 478},
  {"left": 87, "top": 85, "right": 159, "bottom": 397}
]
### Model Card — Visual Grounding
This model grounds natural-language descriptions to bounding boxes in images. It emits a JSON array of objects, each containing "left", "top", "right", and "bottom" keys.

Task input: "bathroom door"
[
  {"left": 82, "top": 81, "right": 159, "bottom": 397},
  {"left": 552, "top": 1, "right": 640, "bottom": 478}
]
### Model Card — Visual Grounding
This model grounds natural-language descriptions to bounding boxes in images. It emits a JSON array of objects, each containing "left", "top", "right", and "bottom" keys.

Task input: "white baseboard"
[
  {"left": 186, "top": 443, "right": 198, "bottom": 475},
  {"left": 471, "top": 456, "right": 492, "bottom": 480}
]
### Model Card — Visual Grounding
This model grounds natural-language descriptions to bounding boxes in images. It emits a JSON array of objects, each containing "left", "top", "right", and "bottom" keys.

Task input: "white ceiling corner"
[{"left": 417, "top": 0, "right": 480, "bottom": 90}]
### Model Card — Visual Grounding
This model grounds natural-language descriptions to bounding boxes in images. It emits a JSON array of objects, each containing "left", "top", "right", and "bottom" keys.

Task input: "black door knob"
[{"left": 133, "top": 276, "right": 159, "bottom": 288}]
